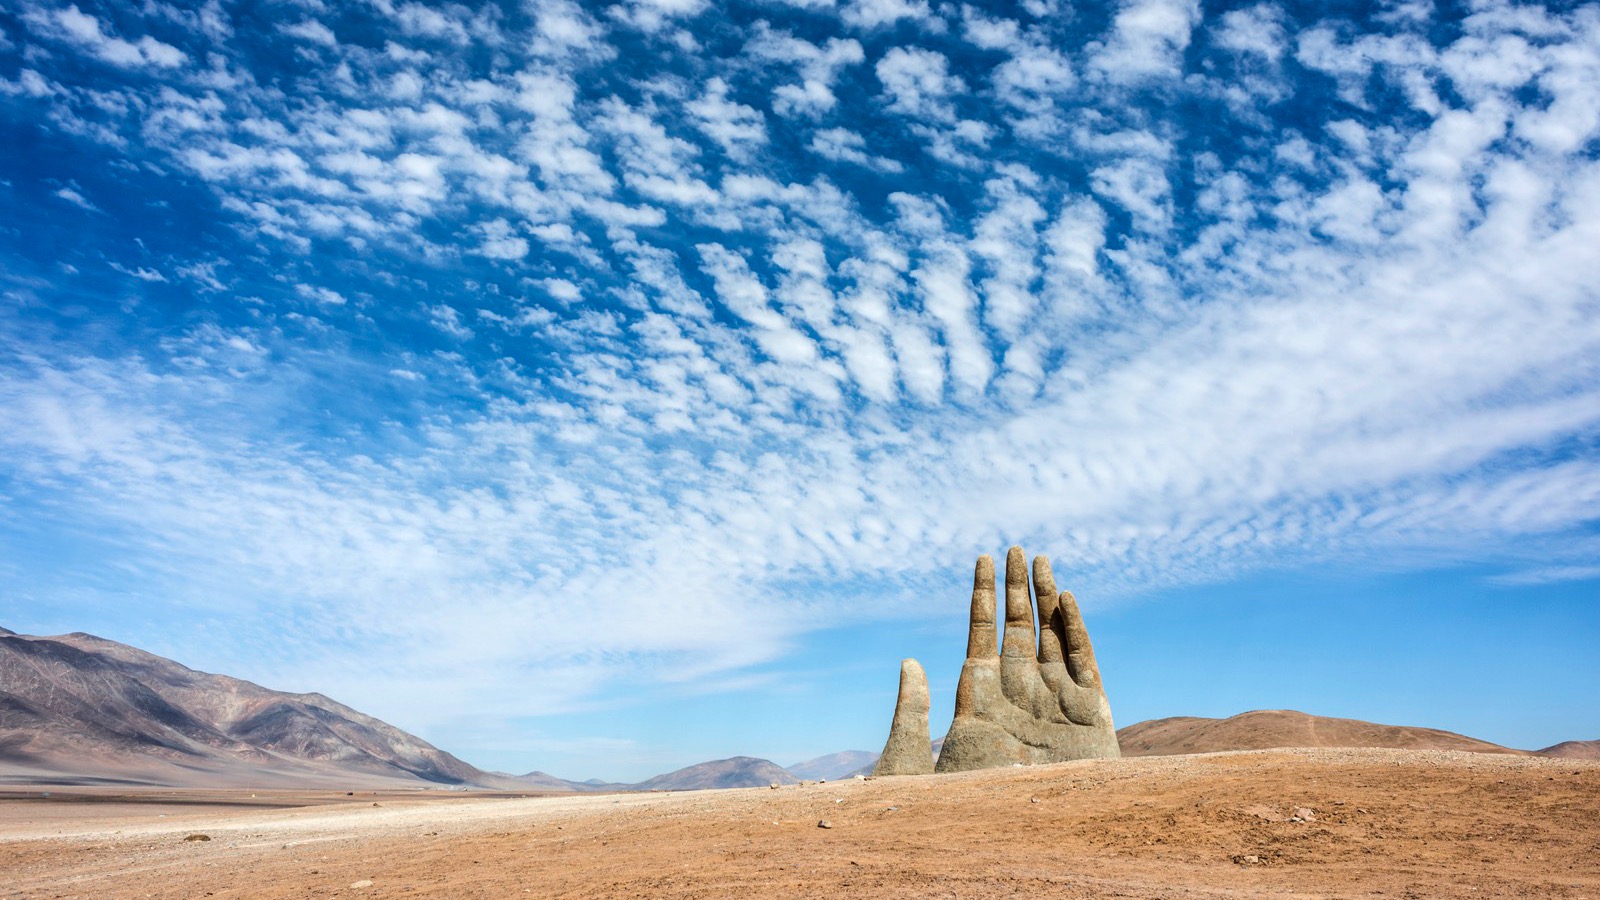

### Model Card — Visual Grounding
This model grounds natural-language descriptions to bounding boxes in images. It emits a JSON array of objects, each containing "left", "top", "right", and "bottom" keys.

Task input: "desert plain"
[{"left": 3, "top": 747, "right": 1597, "bottom": 900}]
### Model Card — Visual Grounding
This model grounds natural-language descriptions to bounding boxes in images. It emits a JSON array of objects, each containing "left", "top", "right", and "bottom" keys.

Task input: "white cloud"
[
  {"left": 1089, "top": 0, "right": 1201, "bottom": 84},
  {"left": 1091, "top": 158, "right": 1173, "bottom": 231},
  {"left": 429, "top": 303, "right": 473, "bottom": 339},
  {"left": 474, "top": 218, "right": 530, "bottom": 259},
  {"left": 610, "top": 0, "right": 708, "bottom": 33},
  {"left": 25, "top": 5, "right": 187, "bottom": 69},
  {"left": 686, "top": 77, "right": 767, "bottom": 161},
  {"left": 1213, "top": 3, "right": 1286, "bottom": 61},
  {"left": 842, "top": 0, "right": 932, "bottom": 29},
  {"left": 911, "top": 242, "right": 992, "bottom": 396},
  {"left": 544, "top": 278, "right": 582, "bottom": 302},
  {"left": 747, "top": 27, "right": 865, "bottom": 118},
  {"left": 392, "top": 2, "right": 471, "bottom": 44},
  {"left": 697, "top": 243, "right": 822, "bottom": 367},
  {"left": 808, "top": 127, "right": 904, "bottom": 173},
  {"left": 530, "top": 0, "right": 611, "bottom": 57},
  {"left": 971, "top": 174, "right": 1047, "bottom": 340},
  {"left": 295, "top": 284, "right": 348, "bottom": 306},
  {"left": 53, "top": 185, "right": 100, "bottom": 212},
  {"left": 876, "top": 46, "right": 964, "bottom": 122},
  {"left": 110, "top": 262, "right": 168, "bottom": 282},
  {"left": 279, "top": 19, "right": 338, "bottom": 47}
]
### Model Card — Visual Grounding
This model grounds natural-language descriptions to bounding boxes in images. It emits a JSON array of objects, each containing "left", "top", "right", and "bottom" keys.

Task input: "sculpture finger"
[
  {"left": 1000, "top": 546, "right": 1037, "bottom": 660},
  {"left": 1032, "top": 555, "right": 1064, "bottom": 665},
  {"left": 1058, "top": 589, "right": 1104, "bottom": 689},
  {"left": 965, "top": 554, "right": 998, "bottom": 660},
  {"left": 874, "top": 659, "right": 934, "bottom": 776}
]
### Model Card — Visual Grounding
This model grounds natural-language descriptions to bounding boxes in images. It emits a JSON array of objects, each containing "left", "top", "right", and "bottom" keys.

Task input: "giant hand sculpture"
[{"left": 874, "top": 546, "right": 1118, "bottom": 776}]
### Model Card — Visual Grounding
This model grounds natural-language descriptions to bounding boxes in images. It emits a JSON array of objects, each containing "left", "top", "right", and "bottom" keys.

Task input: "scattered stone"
[
  {"left": 183, "top": 834, "right": 211, "bottom": 842},
  {"left": 350, "top": 879, "right": 374, "bottom": 889},
  {"left": 1292, "top": 807, "right": 1315, "bottom": 822},
  {"left": 769, "top": 783, "right": 780, "bottom": 790},
  {"left": 1232, "top": 854, "right": 1263, "bottom": 866},
  {"left": 817, "top": 820, "right": 833, "bottom": 829},
  {"left": 1244, "top": 805, "right": 1285, "bottom": 822},
  {"left": 1030, "top": 797, "right": 1040, "bottom": 803}
]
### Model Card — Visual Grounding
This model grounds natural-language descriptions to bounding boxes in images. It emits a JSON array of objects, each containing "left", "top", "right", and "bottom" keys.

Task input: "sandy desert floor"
[{"left": 2, "top": 748, "right": 1596, "bottom": 899}]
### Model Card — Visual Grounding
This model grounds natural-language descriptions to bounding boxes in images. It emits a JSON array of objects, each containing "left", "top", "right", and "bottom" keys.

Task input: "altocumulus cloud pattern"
[{"left": 1, "top": 0, "right": 1598, "bottom": 751}]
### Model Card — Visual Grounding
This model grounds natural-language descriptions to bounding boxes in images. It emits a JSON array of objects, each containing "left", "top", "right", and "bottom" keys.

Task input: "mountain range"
[{"left": 3, "top": 627, "right": 1591, "bottom": 791}]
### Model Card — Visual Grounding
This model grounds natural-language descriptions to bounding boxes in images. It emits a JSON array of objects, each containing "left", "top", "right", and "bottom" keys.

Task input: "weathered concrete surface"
[
  {"left": 872, "top": 659, "right": 933, "bottom": 776},
  {"left": 936, "top": 547, "right": 1119, "bottom": 772}
]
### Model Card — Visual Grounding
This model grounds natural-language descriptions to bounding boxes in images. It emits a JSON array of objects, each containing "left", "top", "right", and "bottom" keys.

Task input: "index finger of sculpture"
[
  {"left": 1000, "top": 546, "right": 1037, "bottom": 660},
  {"left": 1058, "top": 590, "right": 1103, "bottom": 689},
  {"left": 1032, "top": 554, "right": 1064, "bottom": 665},
  {"left": 966, "top": 554, "right": 998, "bottom": 660}
]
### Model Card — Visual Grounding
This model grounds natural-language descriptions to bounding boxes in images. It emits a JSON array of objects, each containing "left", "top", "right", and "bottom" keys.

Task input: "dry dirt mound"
[
  {"left": 1116, "top": 709, "right": 1524, "bottom": 756},
  {"left": 1539, "top": 740, "right": 1600, "bottom": 759},
  {"left": 0, "top": 748, "right": 1594, "bottom": 899}
]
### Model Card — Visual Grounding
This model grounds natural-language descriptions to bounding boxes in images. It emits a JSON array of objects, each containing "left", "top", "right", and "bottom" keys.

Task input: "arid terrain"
[{"left": 3, "top": 747, "right": 1596, "bottom": 899}]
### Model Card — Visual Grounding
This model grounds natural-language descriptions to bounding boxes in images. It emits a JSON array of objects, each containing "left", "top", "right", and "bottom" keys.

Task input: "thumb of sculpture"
[{"left": 872, "top": 658, "right": 935, "bottom": 776}]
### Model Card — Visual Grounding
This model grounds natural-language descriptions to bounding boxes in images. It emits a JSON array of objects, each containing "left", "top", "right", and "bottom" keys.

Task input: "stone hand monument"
[{"left": 874, "top": 546, "right": 1119, "bottom": 776}]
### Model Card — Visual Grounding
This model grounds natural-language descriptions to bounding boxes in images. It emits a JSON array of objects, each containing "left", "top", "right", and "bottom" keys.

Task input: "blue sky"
[{"left": 1, "top": 0, "right": 1597, "bottom": 782}]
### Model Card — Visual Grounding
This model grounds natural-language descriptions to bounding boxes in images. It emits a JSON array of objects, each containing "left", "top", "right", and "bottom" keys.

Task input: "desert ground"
[{"left": 2, "top": 748, "right": 1596, "bottom": 899}]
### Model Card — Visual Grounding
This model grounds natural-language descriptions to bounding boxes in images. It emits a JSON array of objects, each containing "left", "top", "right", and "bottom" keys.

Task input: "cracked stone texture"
[{"left": 872, "top": 659, "right": 934, "bottom": 776}]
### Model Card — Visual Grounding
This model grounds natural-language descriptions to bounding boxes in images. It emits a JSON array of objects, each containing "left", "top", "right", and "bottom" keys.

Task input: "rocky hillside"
[{"left": 0, "top": 627, "right": 549, "bottom": 789}]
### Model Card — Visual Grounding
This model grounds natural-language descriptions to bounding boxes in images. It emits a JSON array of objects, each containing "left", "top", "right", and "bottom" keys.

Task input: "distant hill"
[
  {"left": 520, "top": 771, "right": 629, "bottom": 791},
  {"left": 1536, "top": 740, "right": 1600, "bottom": 759},
  {"left": 1116, "top": 710, "right": 1527, "bottom": 757},
  {"left": 787, "top": 751, "right": 878, "bottom": 781},
  {"left": 0, "top": 628, "right": 573, "bottom": 790},
  {"left": 632, "top": 756, "right": 799, "bottom": 791}
]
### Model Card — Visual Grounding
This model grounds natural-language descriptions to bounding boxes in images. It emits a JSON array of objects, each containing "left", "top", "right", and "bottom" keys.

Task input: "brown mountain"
[
  {"left": 1536, "top": 740, "right": 1600, "bottom": 759},
  {"left": 1116, "top": 710, "right": 1527, "bottom": 757},
  {"left": 0, "top": 628, "right": 577, "bottom": 789},
  {"left": 631, "top": 756, "right": 799, "bottom": 791}
]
